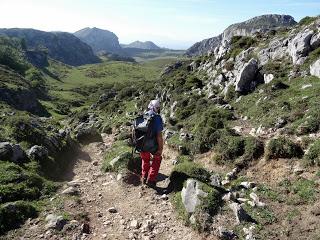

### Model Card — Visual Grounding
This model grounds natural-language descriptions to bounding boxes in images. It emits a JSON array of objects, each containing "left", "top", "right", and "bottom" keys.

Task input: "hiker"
[{"left": 139, "top": 99, "right": 164, "bottom": 188}]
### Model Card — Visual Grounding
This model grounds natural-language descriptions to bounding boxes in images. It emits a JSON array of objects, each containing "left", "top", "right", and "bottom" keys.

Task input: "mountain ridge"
[
  {"left": 186, "top": 14, "right": 297, "bottom": 56},
  {"left": 0, "top": 28, "right": 100, "bottom": 66}
]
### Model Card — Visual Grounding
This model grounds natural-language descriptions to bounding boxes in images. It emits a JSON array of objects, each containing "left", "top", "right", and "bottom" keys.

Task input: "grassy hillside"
[
  {"left": 122, "top": 48, "right": 185, "bottom": 62},
  {"left": 0, "top": 35, "right": 178, "bottom": 235},
  {"left": 40, "top": 58, "right": 170, "bottom": 119}
]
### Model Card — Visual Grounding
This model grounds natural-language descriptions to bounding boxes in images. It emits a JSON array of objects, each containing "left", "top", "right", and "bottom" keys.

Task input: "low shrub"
[
  {"left": 224, "top": 85, "right": 238, "bottom": 101},
  {"left": 0, "top": 161, "right": 57, "bottom": 204},
  {"left": 5, "top": 115, "right": 46, "bottom": 147},
  {"left": 296, "top": 111, "right": 320, "bottom": 135},
  {"left": 304, "top": 140, "right": 320, "bottom": 166},
  {"left": 192, "top": 108, "right": 233, "bottom": 153},
  {"left": 212, "top": 135, "right": 263, "bottom": 166},
  {"left": 102, "top": 141, "right": 131, "bottom": 172},
  {"left": 0, "top": 201, "right": 38, "bottom": 234},
  {"left": 117, "top": 86, "right": 137, "bottom": 100},
  {"left": 184, "top": 76, "right": 204, "bottom": 90},
  {"left": 169, "top": 161, "right": 211, "bottom": 191},
  {"left": 213, "top": 135, "right": 245, "bottom": 165},
  {"left": 300, "top": 136, "right": 314, "bottom": 150},
  {"left": 266, "top": 137, "right": 303, "bottom": 159},
  {"left": 242, "top": 137, "right": 264, "bottom": 161}
]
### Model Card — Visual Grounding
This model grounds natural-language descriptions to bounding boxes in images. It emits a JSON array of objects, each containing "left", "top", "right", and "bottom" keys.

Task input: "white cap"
[{"left": 148, "top": 99, "right": 161, "bottom": 112}]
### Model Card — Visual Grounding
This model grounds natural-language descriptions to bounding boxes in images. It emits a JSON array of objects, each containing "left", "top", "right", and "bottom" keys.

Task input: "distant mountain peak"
[
  {"left": 123, "top": 40, "right": 161, "bottom": 50},
  {"left": 74, "top": 27, "right": 123, "bottom": 55}
]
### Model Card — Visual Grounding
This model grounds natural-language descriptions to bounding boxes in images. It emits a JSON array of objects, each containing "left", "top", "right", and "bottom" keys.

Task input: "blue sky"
[{"left": 1, "top": 0, "right": 319, "bottom": 49}]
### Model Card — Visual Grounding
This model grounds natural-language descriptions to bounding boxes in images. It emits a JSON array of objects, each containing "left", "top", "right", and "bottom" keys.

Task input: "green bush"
[
  {"left": 169, "top": 161, "right": 211, "bottom": 191},
  {"left": 99, "top": 100, "right": 122, "bottom": 114},
  {"left": 300, "top": 136, "right": 314, "bottom": 150},
  {"left": 213, "top": 135, "right": 245, "bottom": 164},
  {"left": 174, "top": 95, "right": 202, "bottom": 121},
  {"left": 192, "top": 108, "right": 233, "bottom": 153},
  {"left": 0, "top": 201, "right": 38, "bottom": 234},
  {"left": 55, "top": 103, "right": 71, "bottom": 115},
  {"left": 243, "top": 137, "right": 264, "bottom": 161},
  {"left": 266, "top": 137, "right": 303, "bottom": 159},
  {"left": 102, "top": 141, "right": 131, "bottom": 172},
  {"left": 176, "top": 155, "right": 193, "bottom": 164},
  {"left": 184, "top": 76, "right": 204, "bottom": 90},
  {"left": 304, "top": 140, "right": 320, "bottom": 166},
  {"left": 214, "top": 136, "right": 264, "bottom": 166},
  {"left": 199, "top": 183, "right": 222, "bottom": 216},
  {"left": 6, "top": 116, "right": 46, "bottom": 147},
  {"left": 0, "top": 161, "right": 57, "bottom": 204},
  {"left": 296, "top": 111, "right": 320, "bottom": 135}
]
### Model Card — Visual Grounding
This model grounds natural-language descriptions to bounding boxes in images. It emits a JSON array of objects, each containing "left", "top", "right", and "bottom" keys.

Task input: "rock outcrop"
[
  {"left": 181, "top": 179, "right": 208, "bottom": 214},
  {"left": 235, "top": 58, "right": 262, "bottom": 93},
  {"left": 288, "top": 29, "right": 314, "bottom": 64},
  {"left": 186, "top": 14, "right": 296, "bottom": 56},
  {"left": 310, "top": 59, "right": 320, "bottom": 77},
  {"left": 74, "top": 27, "right": 123, "bottom": 55},
  {"left": 0, "top": 142, "right": 28, "bottom": 164}
]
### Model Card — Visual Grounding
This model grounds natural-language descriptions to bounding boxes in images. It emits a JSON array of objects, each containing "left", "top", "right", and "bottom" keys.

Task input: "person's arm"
[{"left": 155, "top": 132, "right": 164, "bottom": 155}]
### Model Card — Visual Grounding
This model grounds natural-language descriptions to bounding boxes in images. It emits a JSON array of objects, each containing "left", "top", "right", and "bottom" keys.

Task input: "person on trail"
[{"left": 140, "top": 99, "right": 164, "bottom": 188}]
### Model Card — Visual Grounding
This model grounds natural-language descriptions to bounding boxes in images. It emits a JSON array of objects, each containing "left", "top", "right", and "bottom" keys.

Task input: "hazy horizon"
[{"left": 1, "top": 0, "right": 320, "bottom": 50}]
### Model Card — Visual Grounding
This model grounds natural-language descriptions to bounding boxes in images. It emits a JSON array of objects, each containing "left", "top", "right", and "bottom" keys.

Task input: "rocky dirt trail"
[{"left": 62, "top": 134, "right": 211, "bottom": 240}]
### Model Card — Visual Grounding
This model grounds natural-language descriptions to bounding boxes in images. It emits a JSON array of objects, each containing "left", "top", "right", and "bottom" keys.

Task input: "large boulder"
[
  {"left": 0, "top": 142, "right": 27, "bottom": 164},
  {"left": 45, "top": 214, "right": 67, "bottom": 230},
  {"left": 11, "top": 144, "right": 27, "bottom": 163},
  {"left": 310, "top": 32, "right": 320, "bottom": 50},
  {"left": 0, "top": 142, "right": 13, "bottom": 161},
  {"left": 310, "top": 59, "right": 320, "bottom": 78},
  {"left": 235, "top": 59, "right": 261, "bottom": 93},
  {"left": 180, "top": 178, "right": 222, "bottom": 232},
  {"left": 181, "top": 179, "right": 208, "bottom": 214},
  {"left": 288, "top": 29, "right": 314, "bottom": 64},
  {"left": 75, "top": 124, "right": 102, "bottom": 144},
  {"left": 27, "top": 145, "right": 49, "bottom": 161}
]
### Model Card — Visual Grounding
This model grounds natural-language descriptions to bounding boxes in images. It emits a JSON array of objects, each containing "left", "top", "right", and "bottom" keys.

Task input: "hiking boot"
[{"left": 146, "top": 180, "right": 157, "bottom": 189}]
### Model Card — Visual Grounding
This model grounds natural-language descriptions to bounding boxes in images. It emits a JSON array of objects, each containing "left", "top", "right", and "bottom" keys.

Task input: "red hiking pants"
[{"left": 140, "top": 152, "right": 162, "bottom": 182}]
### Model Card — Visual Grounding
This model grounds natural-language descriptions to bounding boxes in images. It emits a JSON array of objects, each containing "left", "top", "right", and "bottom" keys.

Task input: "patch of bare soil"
[{"left": 5, "top": 134, "right": 214, "bottom": 240}]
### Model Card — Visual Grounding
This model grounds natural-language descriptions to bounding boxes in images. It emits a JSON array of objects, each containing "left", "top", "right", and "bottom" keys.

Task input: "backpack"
[{"left": 132, "top": 112, "right": 158, "bottom": 154}]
